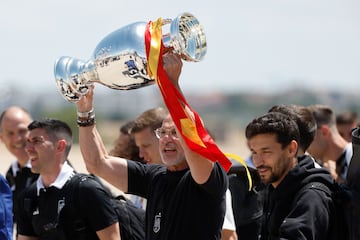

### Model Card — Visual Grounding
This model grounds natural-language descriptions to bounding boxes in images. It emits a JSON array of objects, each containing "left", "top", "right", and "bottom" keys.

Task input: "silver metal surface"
[{"left": 54, "top": 13, "right": 206, "bottom": 102}]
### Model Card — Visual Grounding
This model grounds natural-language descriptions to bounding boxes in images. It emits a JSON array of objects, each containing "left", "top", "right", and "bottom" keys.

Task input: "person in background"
[
  {"left": 130, "top": 107, "right": 168, "bottom": 165},
  {"left": 221, "top": 189, "right": 237, "bottom": 240},
  {"left": 268, "top": 104, "right": 317, "bottom": 157},
  {"left": 109, "top": 119, "right": 146, "bottom": 209},
  {"left": 109, "top": 120, "right": 144, "bottom": 163},
  {"left": 228, "top": 157, "right": 262, "bottom": 240},
  {"left": 16, "top": 118, "right": 120, "bottom": 240},
  {"left": 202, "top": 130, "right": 237, "bottom": 240},
  {"left": 246, "top": 111, "right": 334, "bottom": 239},
  {"left": 76, "top": 52, "right": 228, "bottom": 239},
  {"left": 336, "top": 110, "right": 359, "bottom": 143},
  {"left": 307, "top": 104, "right": 352, "bottom": 183},
  {"left": 0, "top": 106, "right": 38, "bottom": 227},
  {"left": 121, "top": 107, "right": 168, "bottom": 210}
]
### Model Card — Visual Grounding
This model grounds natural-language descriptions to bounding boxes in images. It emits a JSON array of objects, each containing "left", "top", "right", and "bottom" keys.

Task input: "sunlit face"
[
  {"left": 158, "top": 116, "right": 185, "bottom": 170},
  {"left": 0, "top": 110, "right": 32, "bottom": 162},
  {"left": 248, "top": 133, "right": 297, "bottom": 188},
  {"left": 25, "top": 128, "right": 57, "bottom": 174},
  {"left": 134, "top": 127, "right": 162, "bottom": 164}
]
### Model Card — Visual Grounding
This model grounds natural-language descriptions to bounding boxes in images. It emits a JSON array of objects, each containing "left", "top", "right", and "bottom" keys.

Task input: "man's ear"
[
  {"left": 318, "top": 124, "right": 330, "bottom": 136},
  {"left": 289, "top": 140, "right": 298, "bottom": 156},
  {"left": 57, "top": 139, "right": 67, "bottom": 152}
]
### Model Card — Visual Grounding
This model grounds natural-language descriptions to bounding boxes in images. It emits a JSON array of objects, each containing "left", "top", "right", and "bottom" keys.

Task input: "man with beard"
[{"left": 245, "top": 112, "right": 334, "bottom": 240}]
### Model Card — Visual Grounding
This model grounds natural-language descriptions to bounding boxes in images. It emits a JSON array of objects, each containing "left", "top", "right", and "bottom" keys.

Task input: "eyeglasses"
[{"left": 155, "top": 128, "right": 178, "bottom": 139}]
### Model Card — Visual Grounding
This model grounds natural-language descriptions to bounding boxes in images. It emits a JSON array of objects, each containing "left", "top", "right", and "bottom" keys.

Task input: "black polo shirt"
[{"left": 17, "top": 171, "right": 118, "bottom": 240}]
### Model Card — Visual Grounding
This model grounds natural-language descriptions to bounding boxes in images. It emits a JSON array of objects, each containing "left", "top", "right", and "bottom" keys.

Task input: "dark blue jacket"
[{"left": 0, "top": 174, "right": 13, "bottom": 239}]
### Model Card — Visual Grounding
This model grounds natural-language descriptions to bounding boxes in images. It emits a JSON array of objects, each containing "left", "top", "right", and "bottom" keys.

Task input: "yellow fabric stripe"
[
  {"left": 225, "top": 153, "right": 253, "bottom": 190},
  {"left": 180, "top": 118, "right": 206, "bottom": 147},
  {"left": 147, "top": 18, "right": 163, "bottom": 80}
]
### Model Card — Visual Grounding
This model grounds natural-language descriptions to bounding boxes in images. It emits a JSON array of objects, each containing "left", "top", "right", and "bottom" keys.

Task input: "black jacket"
[
  {"left": 6, "top": 165, "right": 38, "bottom": 222},
  {"left": 260, "top": 155, "right": 334, "bottom": 240}
]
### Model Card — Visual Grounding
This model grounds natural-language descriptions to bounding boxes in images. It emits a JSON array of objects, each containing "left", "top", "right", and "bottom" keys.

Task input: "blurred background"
[{"left": 1, "top": 0, "right": 359, "bottom": 162}]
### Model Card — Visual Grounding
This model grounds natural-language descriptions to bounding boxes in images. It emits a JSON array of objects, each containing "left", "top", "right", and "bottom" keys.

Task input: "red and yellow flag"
[{"left": 144, "top": 18, "right": 252, "bottom": 188}]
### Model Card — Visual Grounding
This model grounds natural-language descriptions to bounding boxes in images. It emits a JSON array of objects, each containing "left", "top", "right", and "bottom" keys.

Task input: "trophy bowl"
[{"left": 54, "top": 12, "right": 207, "bottom": 102}]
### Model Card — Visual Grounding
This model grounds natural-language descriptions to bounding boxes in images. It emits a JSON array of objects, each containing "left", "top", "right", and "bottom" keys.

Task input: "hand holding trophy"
[{"left": 54, "top": 13, "right": 206, "bottom": 102}]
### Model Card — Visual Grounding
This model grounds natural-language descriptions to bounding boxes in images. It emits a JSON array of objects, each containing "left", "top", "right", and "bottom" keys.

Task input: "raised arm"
[
  {"left": 76, "top": 86, "right": 128, "bottom": 192},
  {"left": 162, "top": 53, "right": 215, "bottom": 184}
]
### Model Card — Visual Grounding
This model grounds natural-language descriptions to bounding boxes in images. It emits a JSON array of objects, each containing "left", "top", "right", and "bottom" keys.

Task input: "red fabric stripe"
[{"left": 144, "top": 21, "right": 232, "bottom": 172}]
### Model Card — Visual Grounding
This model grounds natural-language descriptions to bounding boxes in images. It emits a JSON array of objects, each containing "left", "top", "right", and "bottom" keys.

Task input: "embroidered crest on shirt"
[
  {"left": 33, "top": 207, "right": 39, "bottom": 215},
  {"left": 153, "top": 212, "right": 161, "bottom": 233},
  {"left": 58, "top": 198, "right": 65, "bottom": 214}
]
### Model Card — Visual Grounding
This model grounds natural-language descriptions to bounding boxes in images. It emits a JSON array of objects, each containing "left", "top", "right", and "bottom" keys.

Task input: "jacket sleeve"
[{"left": 278, "top": 187, "right": 332, "bottom": 240}]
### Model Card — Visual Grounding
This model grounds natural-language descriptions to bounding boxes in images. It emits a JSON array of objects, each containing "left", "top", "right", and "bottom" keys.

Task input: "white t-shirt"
[{"left": 222, "top": 189, "right": 236, "bottom": 231}]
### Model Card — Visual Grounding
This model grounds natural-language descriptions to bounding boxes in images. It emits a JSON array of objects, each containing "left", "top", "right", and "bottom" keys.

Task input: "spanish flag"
[{"left": 144, "top": 18, "right": 251, "bottom": 189}]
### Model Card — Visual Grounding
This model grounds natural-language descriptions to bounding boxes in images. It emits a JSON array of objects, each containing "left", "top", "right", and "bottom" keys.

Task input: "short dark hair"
[
  {"left": 245, "top": 112, "right": 300, "bottom": 149},
  {"left": 307, "top": 105, "right": 335, "bottom": 127},
  {"left": 28, "top": 118, "right": 73, "bottom": 157},
  {"left": 336, "top": 110, "right": 359, "bottom": 125},
  {"left": 268, "top": 104, "right": 316, "bottom": 151}
]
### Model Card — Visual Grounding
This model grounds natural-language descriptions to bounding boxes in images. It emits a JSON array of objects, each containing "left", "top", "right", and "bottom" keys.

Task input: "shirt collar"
[
  {"left": 36, "top": 161, "right": 75, "bottom": 196},
  {"left": 11, "top": 159, "right": 32, "bottom": 176},
  {"left": 344, "top": 143, "right": 353, "bottom": 166}
]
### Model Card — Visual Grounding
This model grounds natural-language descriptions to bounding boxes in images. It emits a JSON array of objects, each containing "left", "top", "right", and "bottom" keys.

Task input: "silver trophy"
[{"left": 54, "top": 12, "right": 206, "bottom": 102}]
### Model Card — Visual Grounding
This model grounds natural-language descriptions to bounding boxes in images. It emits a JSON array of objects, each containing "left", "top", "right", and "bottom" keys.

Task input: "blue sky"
[{"left": 1, "top": 0, "right": 359, "bottom": 96}]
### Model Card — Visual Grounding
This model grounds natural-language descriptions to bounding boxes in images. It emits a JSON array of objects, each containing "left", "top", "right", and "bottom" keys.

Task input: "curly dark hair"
[{"left": 245, "top": 112, "right": 300, "bottom": 149}]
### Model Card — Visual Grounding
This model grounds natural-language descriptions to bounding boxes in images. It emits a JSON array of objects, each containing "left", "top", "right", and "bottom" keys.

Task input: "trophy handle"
[
  {"left": 54, "top": 56, "right": 95, "bottom": 102},
  {"left": 162, "top": 13, "right": 207, "bottom": 62}
]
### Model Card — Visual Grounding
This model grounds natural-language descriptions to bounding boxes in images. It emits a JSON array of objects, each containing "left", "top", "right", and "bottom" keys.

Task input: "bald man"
[{"left": 0, "top": 106, "right": 38, "bottom": 225}]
